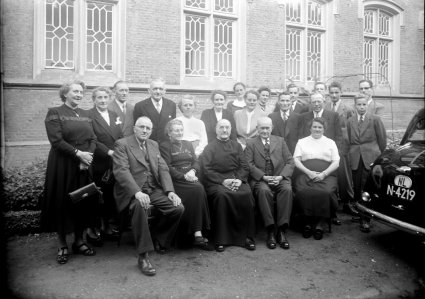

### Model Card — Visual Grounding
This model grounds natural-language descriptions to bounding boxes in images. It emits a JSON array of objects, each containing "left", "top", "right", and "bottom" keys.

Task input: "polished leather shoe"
[
  {"left": 215, "top": 244, "right": 225, "bottom": 252},
  {"left": 302, "top": 225, "right": 312, "bottom": 238},
  {"left": 277, "top": 231, "right": 290, "bottom": 249},
  {"left": 154, "top": 240, "right": 167, "bottom": 254},
  {"left": 360, "top": 221, "right": 371, "bottom": 233},
  {"left": 138, "top": 256, "right": 156, "bottom": 276},
  {"left": 332, "top": 217, "right": 342, "bottom": 226},
  {"left": 343, "top": 203, "right": 359, "bottom": 216},
  {"left": 313, "top": 228, "right": 323, "bottom": 240},
  {"left": 266, "top": 232, "right": 277, "bottom": 249}
]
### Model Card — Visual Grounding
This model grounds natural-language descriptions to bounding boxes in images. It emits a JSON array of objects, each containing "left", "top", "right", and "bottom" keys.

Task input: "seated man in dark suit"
[
  {"left": 269, "top": 91, "right": 301, "bottom": 154},
  {"left": 133, "top": 78, "right": 176, "bottom": 143},
  {"left": 300, "top": 92, "right": 343, "bottom": 225},
  {"left": 113, "top": 116, "right": 184, "bottom": 276},
  {"left": 245, "top": 117, "right": 294, "bottom": 250}
]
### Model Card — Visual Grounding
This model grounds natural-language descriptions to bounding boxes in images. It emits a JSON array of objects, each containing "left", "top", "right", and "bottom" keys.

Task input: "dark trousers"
[
  {"left": 338, "top": 155, "right": 355, "bottom": 203},
  {"left": 352, "top": 157, "right": 369, "bottom": 202},
  {"left": 252, "top": 180, "right": 293, "bottom": 228},
  {"left": 129, "top": 188, "right": 184, "bottom": 255}
]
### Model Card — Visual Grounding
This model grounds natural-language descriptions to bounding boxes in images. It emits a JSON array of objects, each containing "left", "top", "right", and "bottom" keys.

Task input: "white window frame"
[
  {"left": 284, "top": 0, "right": 333, "bottom": 88},
  {"left": 361, "top": 0, "right": 404, "bottom": 95},
  {"left": 180, "top": 0, "right": 246, "bottom": 89},
  {"left": 33, "top": 0, "right": 126, "bottom": 82}
]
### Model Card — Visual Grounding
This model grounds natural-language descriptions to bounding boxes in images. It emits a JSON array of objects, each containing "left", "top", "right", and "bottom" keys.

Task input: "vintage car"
[{"left": 356, "top": 108, "right": 425, "bottom": 237}]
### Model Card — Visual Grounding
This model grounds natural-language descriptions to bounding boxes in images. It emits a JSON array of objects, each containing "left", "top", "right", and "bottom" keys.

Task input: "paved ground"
[{"left": 4, "top": 212, "right": 425, "bottom": 299}]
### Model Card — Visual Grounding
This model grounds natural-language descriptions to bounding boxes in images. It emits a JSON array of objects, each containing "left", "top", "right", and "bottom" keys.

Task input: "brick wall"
[
  {"left": 246, "top": 0, "right": 286, "bottom": 89},
  {"left": 125, "top": 0, "right": 181, "bottom": 84}
]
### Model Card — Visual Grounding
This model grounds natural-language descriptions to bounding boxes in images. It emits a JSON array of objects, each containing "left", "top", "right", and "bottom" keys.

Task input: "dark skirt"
[
  {"left": 41, "top": 149, "right": 98, "bottom": 235},
  {"left": 294, "top": 159, "right": 338, "bottom": 218},
  {"left": 206, "top": 183, "right": 255, "bottom": 246},
  {"left": 173, "top": 179, "right": 211, "bottom": 237}
]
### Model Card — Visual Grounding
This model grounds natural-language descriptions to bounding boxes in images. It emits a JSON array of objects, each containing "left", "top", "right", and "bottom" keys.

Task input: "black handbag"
[
  {"left": 68, "top": 183, "right": 103, "bottom": 204},
  {"left": 101, "top": 168, "right": 115, "bottom": 185}
]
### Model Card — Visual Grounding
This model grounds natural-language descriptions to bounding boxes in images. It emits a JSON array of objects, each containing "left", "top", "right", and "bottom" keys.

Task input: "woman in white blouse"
[
  {"left": 293, "top": 117, "right": 340, "bottom": 240},
  {"left": 176, "top": 95, "right": 208, "bottom": 157}
]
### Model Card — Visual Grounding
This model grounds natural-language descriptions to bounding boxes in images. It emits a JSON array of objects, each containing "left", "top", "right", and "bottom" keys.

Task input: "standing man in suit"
[
  {"left": 89, "top": 87, "right": 123, "bottom": 241},
  {"left": 324, "top": 82, "right": 357, "bottom": 216},
  {"left": 314, "top": 81, "right": 330, "bottom": 104},
  {"left": 246, "top": 117, "right": 294, "bottom": 250},
  {"left": 300, "top": 92, "right": 343, "bottom": 225},
  {"left": 113, "top": 116, "right": 184, "bottom": 276},
  {"left": 269, "top": 92, "right": 301, "bottom": 154},
  {"left": 108, "top": 81, "right": 135, "bottom": 137},
  {"left": 359, "top": 79, "right": 385, "bottom": 116},
  {"left": 133, "top": 78, "right": 176, "bottom": 143},
  {"left": 288, "top": 83, "right": 309, "bottom": 113},
  {"left": 347, "top": 94, "right": 386, "bottom": 232}
]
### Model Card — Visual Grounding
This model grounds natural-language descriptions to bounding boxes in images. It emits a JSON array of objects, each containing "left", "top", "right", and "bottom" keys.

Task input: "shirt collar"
[{"left": 151, "top": 98, "right": 163, "bottom": 107}]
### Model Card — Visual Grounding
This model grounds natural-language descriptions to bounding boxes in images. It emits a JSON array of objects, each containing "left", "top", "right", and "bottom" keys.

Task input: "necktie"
[
  {"left": 358, "top": 116, "right": 364, "bottom": 129},
  {"left": 333, "top": 103, "right": 337, "bottom": 112},
  {"left": 264, "top": 140, "right": 273, "bottom": 176},
  {"left": 140, "top": 141, "right": 146, "bottom": 151},
  {"left": 282, "top": 112, "right": 288, "bottom": 121},
  {"left": 122, "top": 104, "right": 126, "bottom": 115},
  {"left": 155, "top": 102, "right": 161, "bottom": 113}
]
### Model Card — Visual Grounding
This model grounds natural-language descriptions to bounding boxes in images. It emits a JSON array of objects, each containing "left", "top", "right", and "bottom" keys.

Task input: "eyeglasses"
[{"left": 359, "top": 87, "right": 370, "bottom": 90}]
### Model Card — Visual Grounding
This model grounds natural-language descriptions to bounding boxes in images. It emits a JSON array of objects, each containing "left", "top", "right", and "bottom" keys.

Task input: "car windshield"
[{"left": 407, "top": 118, "right": 425, "bottom": 142}]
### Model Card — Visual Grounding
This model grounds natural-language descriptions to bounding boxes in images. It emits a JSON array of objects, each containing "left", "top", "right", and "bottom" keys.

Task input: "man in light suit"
[
  {"left": 359, "top": 79, "right": 385, "bottom": 116},
  {"left": 324, "top": 82, "right": 357, "bottom": 216},
  {"left": 269, "top": 92, "right": 301, "bottom": 155},
  {"left": 108, "top": 81, "right": 135, "bottom": 137},
  {"left": 113, "top": 116, "right": 184, "bottom": 276},
  {"left": 133, "top": 78, "right": 176, "bottom": 143},
  {"left": 246, "top": 117, "right": 294, "bottom": 250},
  {"left": 300, "top": 92, "right": 343, "bottom": 225},
  {"left": 347, "top": 94, "right": 386, "bottom": 232}
]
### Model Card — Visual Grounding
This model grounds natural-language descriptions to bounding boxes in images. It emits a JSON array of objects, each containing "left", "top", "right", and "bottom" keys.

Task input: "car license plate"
[{"left": 386, "top": 175, "right": 416, "bottom": 201}]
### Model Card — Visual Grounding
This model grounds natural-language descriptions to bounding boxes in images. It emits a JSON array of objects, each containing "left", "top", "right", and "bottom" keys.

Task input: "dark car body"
[{"left": 356, "top": 108, "right": 425, "bottom": 237}]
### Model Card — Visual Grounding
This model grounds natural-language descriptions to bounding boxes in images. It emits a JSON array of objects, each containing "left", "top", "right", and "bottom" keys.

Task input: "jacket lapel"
[
  {"left": 93, "top": 109, "right": 114, "bottom": 135},
  {"left": 254, "top": 137, "right": 266, "bottom": 159},
  {"left": 145, "top": 140, "right": 160, "bottom": 182},
  {"left": 128, "top": 136, "right": 149, "bottom": 168}
]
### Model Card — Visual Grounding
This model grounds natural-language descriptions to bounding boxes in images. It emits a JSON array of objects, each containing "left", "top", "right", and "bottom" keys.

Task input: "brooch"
[{"left": 115, "top": 117, "right": 122, "bottom": 125}]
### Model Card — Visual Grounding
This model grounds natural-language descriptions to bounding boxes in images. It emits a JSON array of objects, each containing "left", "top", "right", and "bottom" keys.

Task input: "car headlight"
[{"left": 361, "top": 192, "right": 371, "bottom": 202}]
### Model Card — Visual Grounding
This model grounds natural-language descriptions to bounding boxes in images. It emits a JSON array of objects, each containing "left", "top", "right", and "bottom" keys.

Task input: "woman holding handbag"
[
  {"left": 41, "top": 81, "right": 98, "bottom": 264},
  {"left": 88, "top": 87, "right": 123, "bottom": 244}
]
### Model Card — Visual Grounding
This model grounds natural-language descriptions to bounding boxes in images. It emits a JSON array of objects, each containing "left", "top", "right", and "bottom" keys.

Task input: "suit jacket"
[
  {"left": 108, "top": 100, "right": 135, "bottom": 137},
  {"left": 269, "top": 111, "right": 301, "bottom": 155},
  {"left": 300, "top": 110, "right": 343, "bottom": 149},
  {"left": 347, "top": 113, "right": 387, "bottom": 171},
  {"left": 234, "top": 107, "right": 267, "bottom": 147},
  {"left": 245, "top": 135, "right": 294, "bottom": 182},
  {"left": 324, "top": 100, "right": 354, "bottom": 153},
  {"left": 292, "top": 101, "right": 309, "bottom": 114},
  {"left": 89, "top": 108, "right": 123, "bottom": 179},
  {"left": 133, "top": 97, "right": 176, "bottom": 143},
  {"left": 367, "top": 98, "right": 385, "bottom": 116},
  {"left": 112, "top": 136, "right": 174, "bottom": 213},
  {"left": 200, "top": 108, "right": 237, "bottom": 143}
]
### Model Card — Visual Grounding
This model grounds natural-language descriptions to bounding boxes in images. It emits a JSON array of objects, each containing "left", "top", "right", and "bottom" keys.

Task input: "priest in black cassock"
[{"left": 200, "top": 119, "right": 256, "bottom": 252}]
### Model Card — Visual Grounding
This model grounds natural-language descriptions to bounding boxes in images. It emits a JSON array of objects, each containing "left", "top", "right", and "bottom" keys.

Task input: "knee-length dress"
[
  {"left": 201, "top": 139, "right": 255, "bottom": 246},
  {"left": 293, "top": 136, "right": 340, "bottom": 218},
  {"left": 159, "top": 140, "right": 210, "bottom": 238},
  {"left": 41, "top": 104, "right": 97, "bottom": 234}
]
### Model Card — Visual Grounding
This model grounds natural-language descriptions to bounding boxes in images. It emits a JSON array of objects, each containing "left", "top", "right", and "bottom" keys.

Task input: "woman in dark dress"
[
  {"left": 293, "top": 117, "right": 340, "bottom": 240},
  {"left": 201, "top": 119, "right": 256, "bottom": 252},
  {"left": 88, "top": 87, "right": 123, "bottom": 245},
  {"left": 159, "top": 119, "right": 211, "bottom": 250},
  {"left": 200, "top": 90, "right": 237, "bottom": 143},
  {"left": 41, "top": 81, "right": 98, "bottom": 264}
]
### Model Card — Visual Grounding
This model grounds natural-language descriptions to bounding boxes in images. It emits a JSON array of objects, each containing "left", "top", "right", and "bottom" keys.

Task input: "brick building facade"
[{"left": 1, "top": 0, "right": 424, "bottom": 168}]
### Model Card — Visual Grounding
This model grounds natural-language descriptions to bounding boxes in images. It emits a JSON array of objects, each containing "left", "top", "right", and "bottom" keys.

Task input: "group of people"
[{"left": 41, "top": 77, "right": 387, "bottom": 276}]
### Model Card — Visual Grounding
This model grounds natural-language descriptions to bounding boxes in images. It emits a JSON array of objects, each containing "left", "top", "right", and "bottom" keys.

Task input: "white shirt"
[
  {"left": 96, "top": 108, "right": 110, "bottom": 126},
  {"left": 151, "top": 98, "right": 163, "bottom": 112},
  {"left": 358, "top": 112, "right": 367, "bottom": 122},
  {"left": 313, "top": 109, "right": 324, "bottom": 118},
  {"left": 331, "top": 100, "right": 341, "bottom": 112},
  {"left": 280, "top": 110, "right": 290, "bottom": 120},
  {"left": 214, "top": 110, "right": 223, "bottom": 121},
  {"left": 115, "top": 100, "right": 126, "bottom": 113},
  {"left": 246, "top": 110, "right": 255, "bottom": 134},
  {"left": 176, "top": 116, "right": 208, "bottom": 157},
  {"left": 294, "top": 135, "right": 340, "bottom": 162}
]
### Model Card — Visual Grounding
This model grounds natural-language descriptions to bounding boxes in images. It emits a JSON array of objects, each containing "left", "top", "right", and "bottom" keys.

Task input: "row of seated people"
[{"left": 41, "top": 79, "right": 386, "bottom": 277}]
